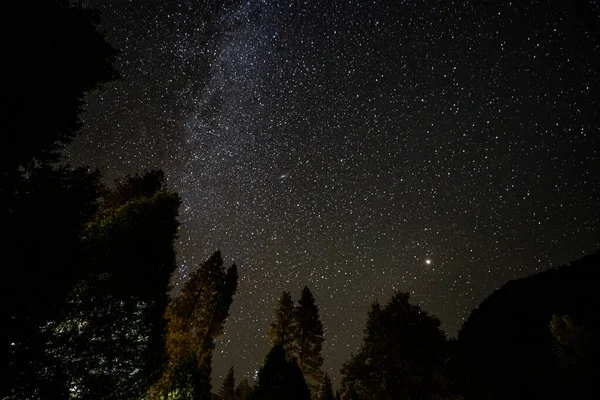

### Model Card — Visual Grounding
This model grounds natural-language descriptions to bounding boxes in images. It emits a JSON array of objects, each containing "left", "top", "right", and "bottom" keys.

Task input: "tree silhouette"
[
  {"left": 220, "top": 367, "right": 236, "bottom": 400},
  {"left": 295, "top": 286, "right": 325, "bottom": 394},
  {"left": 268, "top": 291, "right": 298, "bottom": 356},
  {"left": 340, "top": 292, "right": 450, "bottom": 400},
  {"left": 1, "top": 1, "right": 117, "bottom": 397},
  {"left": 234, "top": 378, "right": 254, "bottom": 400},
  {"left": 319, "top": 373, "right": 335, "bottom": 400},
  {"left": 253, "top": 344, "right": 311, "bottom": 400},
  {"left": 4, "top": 1, "right": 117, "bottom": 171},
  {"left": 150, "top": 251, "right": 238, "bottom": 399}
]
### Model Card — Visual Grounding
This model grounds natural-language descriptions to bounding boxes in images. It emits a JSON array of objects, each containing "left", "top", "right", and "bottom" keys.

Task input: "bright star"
[{"left": 425, "top": 259, "right": 432, "bottom": 265}]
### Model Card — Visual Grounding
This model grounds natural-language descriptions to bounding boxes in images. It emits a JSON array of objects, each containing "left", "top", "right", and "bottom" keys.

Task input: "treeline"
[{"left": 2, "top": 2, "right": 599, "bottom": 400}]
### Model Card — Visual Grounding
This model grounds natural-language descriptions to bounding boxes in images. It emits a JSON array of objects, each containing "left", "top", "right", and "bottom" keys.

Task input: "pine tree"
[
  {"left": 295, "top": 286, "right": 325, "bottom": 394},
  {"left": 319, "top": 374, "right": 335, "bottom": 400},
  {"left": 149, "top": 251, "right": 238, "bottom": 399},
  {"left": 234, "top": 378, "right": 253, "bottom": 400},
  {"left": 334, "top": 391, "right": 341, "bottom": 400},
  {"left": 268, "top": 291, "right": 298, "bottom": 356},
  {"left": 220, "top": 367, "right": 236, "bottom": 400},
  {"left": 254, "top": 344, "right": 311, "bottom": 400}
]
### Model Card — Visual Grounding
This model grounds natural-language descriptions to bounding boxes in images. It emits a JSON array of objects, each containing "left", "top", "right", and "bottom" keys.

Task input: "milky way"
[{"left": 67, "top": 0, "right": 599, "bottom": 385}]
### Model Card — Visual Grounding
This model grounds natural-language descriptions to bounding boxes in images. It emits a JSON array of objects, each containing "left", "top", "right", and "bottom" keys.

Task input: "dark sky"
[{"left": 67, "top": 0, "right": 599, "bottom": 385}]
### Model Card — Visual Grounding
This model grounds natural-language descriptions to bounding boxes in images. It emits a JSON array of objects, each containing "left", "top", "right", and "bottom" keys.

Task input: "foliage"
[
  {"left": 234, "top": 378, "right": 254, "bottom": 400},
  {"left": 100, "top": 170, "right": 167, "bottom": 213},
  {"left": 1, "top": 1, "right": 117, "bottom": 397},
  {"left": 150, "top": 251, "right": 238, "bottom": 399},
  {"left": 43, "top": 172, "right": 181, "bottom": 398},
  {"left": 253, "top": 345, "right": 311, "bottom": 400},
  {"left": 267, "top": 291, "right": 298, "bottom": 356},
  {"left": 220, "top": 367, "right": 236, "bottom": 400},
  {"left": 340, "top": 292, "right": 450, "bottom": 400},
  {"left": 266, "top": 287, "right": 325, "bottom": 396},
  {"left": 4, "top": 0, "right": 118, "bottom": 171},
  {"left": 1, "top": 165, "right": 105, "bottom": 398},
  {"left": 319, "top": 374, "right": 335, "bottom": 400},
  {"left": 295, "top": 286, "right": 325, "bottom": 393}
]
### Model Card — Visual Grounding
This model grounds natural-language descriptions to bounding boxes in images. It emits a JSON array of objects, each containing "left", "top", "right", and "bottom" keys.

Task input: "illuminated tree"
[
  {"left": 295, "top": 286, "right": 325, "bottom": 394},
  {"left": 268, "top": 291, "right": 298, "bottom": 355},
  {"left": 44, "top": 171, "right": 181, "bottom": 399},
  {"left": 149, "top": 251, "right": 238, "bottom": 399}
]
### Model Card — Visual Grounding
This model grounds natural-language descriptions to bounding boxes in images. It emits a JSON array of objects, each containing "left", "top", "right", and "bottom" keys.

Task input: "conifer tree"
[
  {"left": 340, "top": 292, "right": 449, "bottom": 400},
  {"left": 319, "top": 374, "right": 335, "bottom": 400},
  {"left": 1, "top": 1, "right": 117, "bottom": 397},
  {"left": 253, "top": 344, "right": 311, "bottom": 400},
  {"left": 149, "top": 251, "right": 238, "bottom": 399},
  {"left": 295, "top": 286, "right": 325, "bottom": 393},
  {"left": 220, "top": 366, "right": 236, "bottom": 400},
  {"left": 268, "top": 291, "right": 298, "bottom": 356},
  {"left": 234, "top": 378, "right": 253, "bottom": 400}
]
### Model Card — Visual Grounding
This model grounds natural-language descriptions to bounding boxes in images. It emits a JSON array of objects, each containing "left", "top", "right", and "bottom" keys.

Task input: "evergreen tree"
[
  {"left": 268, "top": 291, "right": 298, "bottom": 356},
  {"left": 220, "top": 367, "right": 236, "bottom": 400},
  {"left": 150, "top": 251, "right": 238, "bottom": 399},
  {"left": 253, "top": 345, "right": 311, "bottom": 400},
  {"left": 334, "top": 391, "right": 341, "bottom": 400},
  {"left": 295, "top": 286, "right": 325, "bottom": 394},
  {"left": 4, "top": 1, "right": 117, "bottom": 172},
  {"left": 1, "top": 1, "right": 117, "bottom": 397},
  {"left": 340, "top": 292, "right": 450, "bottom": 400},
  {"left": 235, "top": 378, "right": 254, "bottom": 400},
  {"left": 319, "top": 374, "right": 335, "bottom": 400}
]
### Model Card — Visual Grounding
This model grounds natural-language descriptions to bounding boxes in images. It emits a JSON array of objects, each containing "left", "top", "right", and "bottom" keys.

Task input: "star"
[{"left": 67, "top": 0, "right": 600, "bottom": 386}]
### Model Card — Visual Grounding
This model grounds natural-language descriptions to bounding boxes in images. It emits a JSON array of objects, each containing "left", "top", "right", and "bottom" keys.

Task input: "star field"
[{"left": 67, "top": 0, "right": 599, "bottom": 385}]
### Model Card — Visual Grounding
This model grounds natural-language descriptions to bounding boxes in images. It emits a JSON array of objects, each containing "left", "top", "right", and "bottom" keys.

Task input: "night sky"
[{"left": 67, "top": 0, "right": 599, "bottom": 385}]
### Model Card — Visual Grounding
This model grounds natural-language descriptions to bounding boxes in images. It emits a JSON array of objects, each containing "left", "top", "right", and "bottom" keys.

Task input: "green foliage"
[
  {"left": 253, "top": 345, "right": 311, "bottom": 400},
  {"left": 268, "top": 291, "right": 298, "bottom": 356},
  {"left": 42, "top": 172, "right": 181, "bottom": 399},
  {"left": 100, "top": 170, "right": 167, "bottom": 213},
  {"left": 150, "top": 251, "right": 238, "bottom": 399},
  {"left": 340, "top": 292, "right": 450, "bottom": 400}
]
